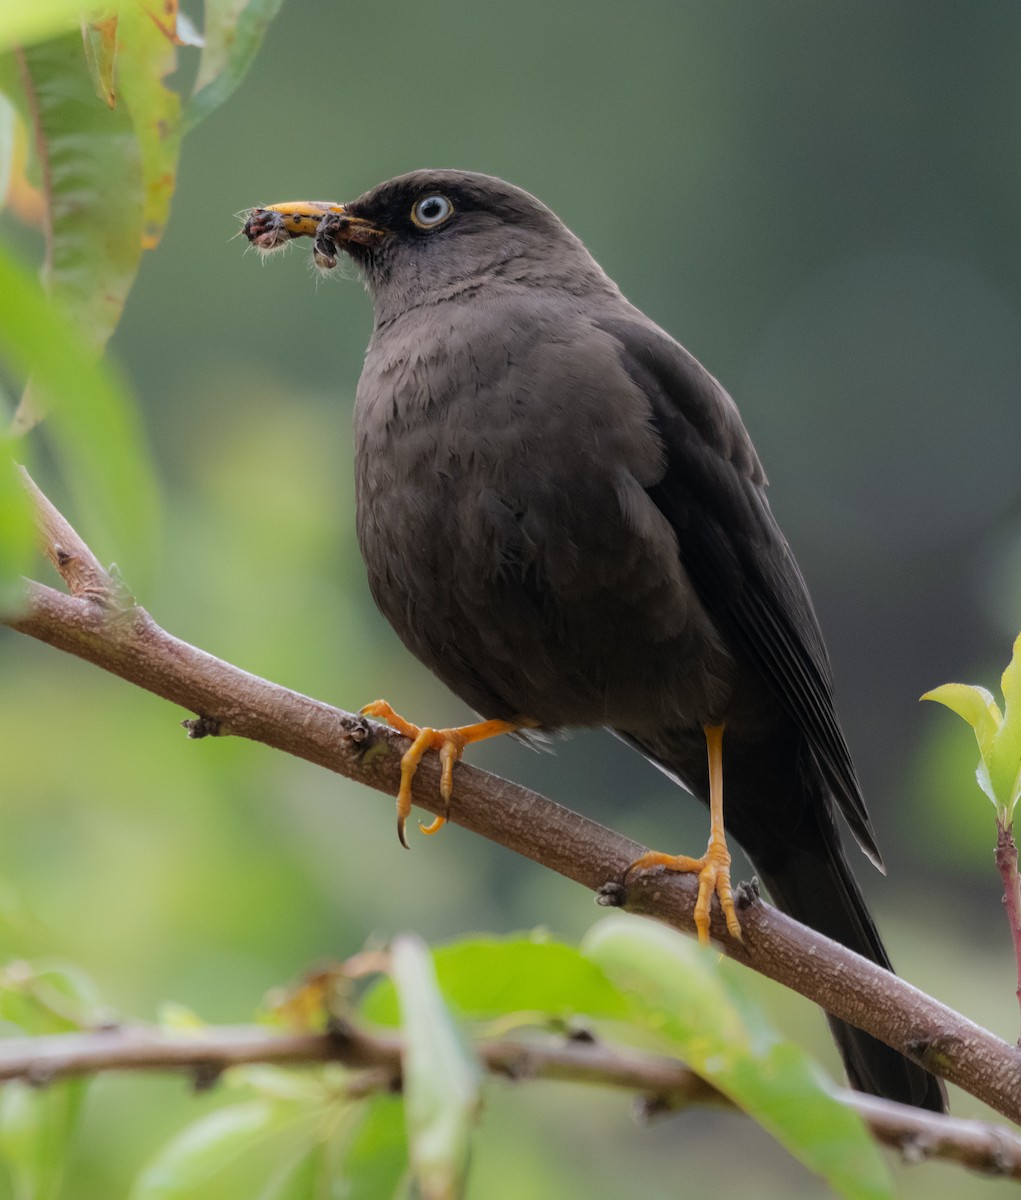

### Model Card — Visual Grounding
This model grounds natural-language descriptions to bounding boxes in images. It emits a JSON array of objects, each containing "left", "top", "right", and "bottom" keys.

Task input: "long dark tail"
[
  {"left": 755, "top": 833, "right": 946, "bottom": 1112},
  {"left": 617, "top": 726, "right": 947, "bottom": 1111}
]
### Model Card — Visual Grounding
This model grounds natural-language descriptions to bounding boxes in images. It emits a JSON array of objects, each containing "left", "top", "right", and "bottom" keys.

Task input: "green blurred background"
[{"left": 3, "top": 1, "right": 1021, "bottom": 1195}]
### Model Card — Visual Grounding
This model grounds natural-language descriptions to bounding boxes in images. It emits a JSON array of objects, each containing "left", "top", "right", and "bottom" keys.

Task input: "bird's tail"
[{"left": 756, "top": 831, "right": 947, "bottom": 1112}]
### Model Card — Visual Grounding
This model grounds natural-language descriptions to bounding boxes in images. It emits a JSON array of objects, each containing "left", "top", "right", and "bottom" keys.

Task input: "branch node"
[
  {"left": 347, "top": 715, "right": 375, "bottom": 752},
  {"left": 898, "top": 1132, "right": 933, "bottom": 1165},
  {"left": 25, "top": 1063, "right": 57, "bottom": 1088},
  {"left": 566, "top": 1026, "right": 597, "bottom": 1045},
  {"left": 989, "top": 1131, "right": 1018, "bottom": 1177},
  {"left": 191, "top": 1061, "right": 224, "bottom": 1092},
  {"left": 324, "top": 1015, "right": 359, "bottom": 1053},
  {"left": 634, "top": 1092, "right": 671, "bottom": 1123},
  {"left": 736, "top": 876, "right": 761, "bottom": 909},
  {"left": 182, "top": 715, "right": 223, "bottom": 739},
  {"left": 493, "top": 1049, "right": 533, "bottom": 1082},
  {"left": 595, "top": 880, "right": 626, "bottom": 908},
  {"left": 104, "top": 564, "right": 137, "bottom": 610},
  {"left": 908, "top": 1033, "right": 964, "bottom": 1071}
]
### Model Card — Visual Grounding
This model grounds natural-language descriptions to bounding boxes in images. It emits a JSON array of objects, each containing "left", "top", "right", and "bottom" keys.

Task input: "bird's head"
[{"left": 244, "top": 170, "right": 618, "bottom": 322}]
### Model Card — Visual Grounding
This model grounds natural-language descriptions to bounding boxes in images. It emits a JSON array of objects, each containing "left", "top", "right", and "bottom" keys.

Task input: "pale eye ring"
[{"left": 411, "top": 194, "right": 453, "bottom": 229}]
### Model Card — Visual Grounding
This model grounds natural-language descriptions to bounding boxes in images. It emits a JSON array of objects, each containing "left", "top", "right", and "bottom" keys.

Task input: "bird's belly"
[{"left": 355, "top": 446, "right": 736, "bottom": 733}]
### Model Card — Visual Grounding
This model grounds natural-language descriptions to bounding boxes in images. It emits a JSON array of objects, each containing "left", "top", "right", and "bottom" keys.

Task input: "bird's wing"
[{"left": 596, "top": 313, "right": 880, "bottom": 866}]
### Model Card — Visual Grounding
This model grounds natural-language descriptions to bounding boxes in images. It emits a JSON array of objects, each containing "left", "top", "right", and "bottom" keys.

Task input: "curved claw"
[{"left": 361, "top": 700, "right": 520, "bottom": 847}]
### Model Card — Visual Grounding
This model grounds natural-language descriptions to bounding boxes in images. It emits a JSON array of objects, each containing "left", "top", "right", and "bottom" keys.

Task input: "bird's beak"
[{"left": 242, "top": 200, "right": 386, "bottom": 253}]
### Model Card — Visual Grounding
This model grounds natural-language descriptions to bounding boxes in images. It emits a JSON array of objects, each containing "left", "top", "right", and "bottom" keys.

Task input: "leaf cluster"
[{"left": 0, "top": 926, "right": 891, "bottom": 1199}]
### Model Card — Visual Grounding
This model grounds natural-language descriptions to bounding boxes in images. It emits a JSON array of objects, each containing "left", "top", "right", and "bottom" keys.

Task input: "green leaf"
[
  {"left": 0, "top": 245, "right": 159, "bottom": 585},
  {"left": 259, "top": 1141, "right": 335, "bottom": 1200},
  {"left": 342, "top": 1095, "right": 409, "bottom": 1200},
  {"left": 0, "top": 445, "right": 35, "bottom": 612},
  {"left": 15, "top": 32, "right": 146, "bottom": 357},
  {"left": 235, "top": 1064, "right": 333, "bottom": 1105},
  {"left": 584, "top": 915, "right": 892, "bottom": 1200},
  {"left": 130, "top": 1100, "right": 320, "bottom": 1200},
  {"left": 361, "top": 935, "right": 629, "bottom": 1028},
  {"left": 0, "top": 1078, "right": 89, "bottom": 1200},
  {"left": 0, "top": 2, "right": 111, "bottom": 55},
  {"left": 989, "top": 634, "right": 1021, "bottom": 817},
  {"left": 0, "top": 958, "right": 106, "bottom": 1034},
  {"left": 391, "top": 934, "right": 482, "bottom": 1200},
  {"left": 130, "top": 1063, "right": 376, "bottom": 1200},
  {"left": 156, "top": 1001, "right": 208, "bottom": 1032},
  {"left": 185, "top": 0, "right": 284, "bottom": 133}
]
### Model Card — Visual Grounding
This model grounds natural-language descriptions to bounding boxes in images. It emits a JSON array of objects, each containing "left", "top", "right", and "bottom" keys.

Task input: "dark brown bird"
[{"left": 243, "top": 170, "right": 945, "bottom": 1111}]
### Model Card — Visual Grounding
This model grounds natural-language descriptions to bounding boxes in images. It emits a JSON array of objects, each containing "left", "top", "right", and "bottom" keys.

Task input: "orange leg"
[
  {"left": 628, "top": 724, "right": 742, "bottom": 947},
  {"left": 360, "top": 700, "right": 520, "bottom": 847}
]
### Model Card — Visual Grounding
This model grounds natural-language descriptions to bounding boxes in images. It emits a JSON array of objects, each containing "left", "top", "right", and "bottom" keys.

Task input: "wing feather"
[{"left": 597, "top": 314, "right": 880, "bottom": 865}]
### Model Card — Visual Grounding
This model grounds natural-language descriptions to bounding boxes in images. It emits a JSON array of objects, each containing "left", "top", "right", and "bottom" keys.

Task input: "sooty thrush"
[{"left": 242, "top": 171, "right": 945, "bottom": 1112}]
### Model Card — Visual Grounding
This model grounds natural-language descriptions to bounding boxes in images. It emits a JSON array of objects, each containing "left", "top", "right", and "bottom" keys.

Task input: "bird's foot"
[
  {"left": 628, "top": 834, "right": 743, "bottom": 947},
  {"left": 360, "top": 700, "right": 519, "bottom": 848}
]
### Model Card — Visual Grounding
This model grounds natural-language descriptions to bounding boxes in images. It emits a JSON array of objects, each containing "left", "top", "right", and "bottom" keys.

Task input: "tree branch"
[
  {"left": 5, "top": 470, "right": 1021, "bottom": 1123},
  {"left": 0, "top": 1021, "right": 1018, "bottom": 1180}
]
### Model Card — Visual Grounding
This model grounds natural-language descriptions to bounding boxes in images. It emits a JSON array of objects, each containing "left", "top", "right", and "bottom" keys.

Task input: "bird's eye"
[{"left": 410, "top": 194, "right": 453, "bottom": 229}]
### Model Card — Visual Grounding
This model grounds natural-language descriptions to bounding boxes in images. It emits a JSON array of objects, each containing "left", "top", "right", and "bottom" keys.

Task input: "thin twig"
[
  {"left": 0, "top": 1022, "right": 1018, "bottom": 1180},
  {"left": 994, "top": 815, "right": 1021, "bottom": 1045},
  {"left": 5, "top": 471, "right": 1021, "bottom": 1121}
]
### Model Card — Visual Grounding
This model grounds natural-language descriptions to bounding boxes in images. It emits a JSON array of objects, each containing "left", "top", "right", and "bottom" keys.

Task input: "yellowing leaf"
[
  {"left": 923, "top": 639, "right": 1021, "bottom": 816},
  {"left": 921, "top": 683, "right": 1001, "bottom": 756},
  {"left": 0, "top": 1, "right": 111, "bottom": 54},
  {"left": 116, "top": 1, "right": 183, "bottom": 251},
  {"left": 81, "top": 15, "right": 119, "bottom": 108},
  {"left": 990, "top": 634, "right": 1021, "bottom": 815}
]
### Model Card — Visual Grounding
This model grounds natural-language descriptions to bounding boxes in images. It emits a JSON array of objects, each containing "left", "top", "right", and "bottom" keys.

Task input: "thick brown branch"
[
  {"left": 5, "top": 474, "right": 1021, "bottom": 1123},
  {"left": 0, "top": 1023, "right": 1018, "bottom": 1180}
]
